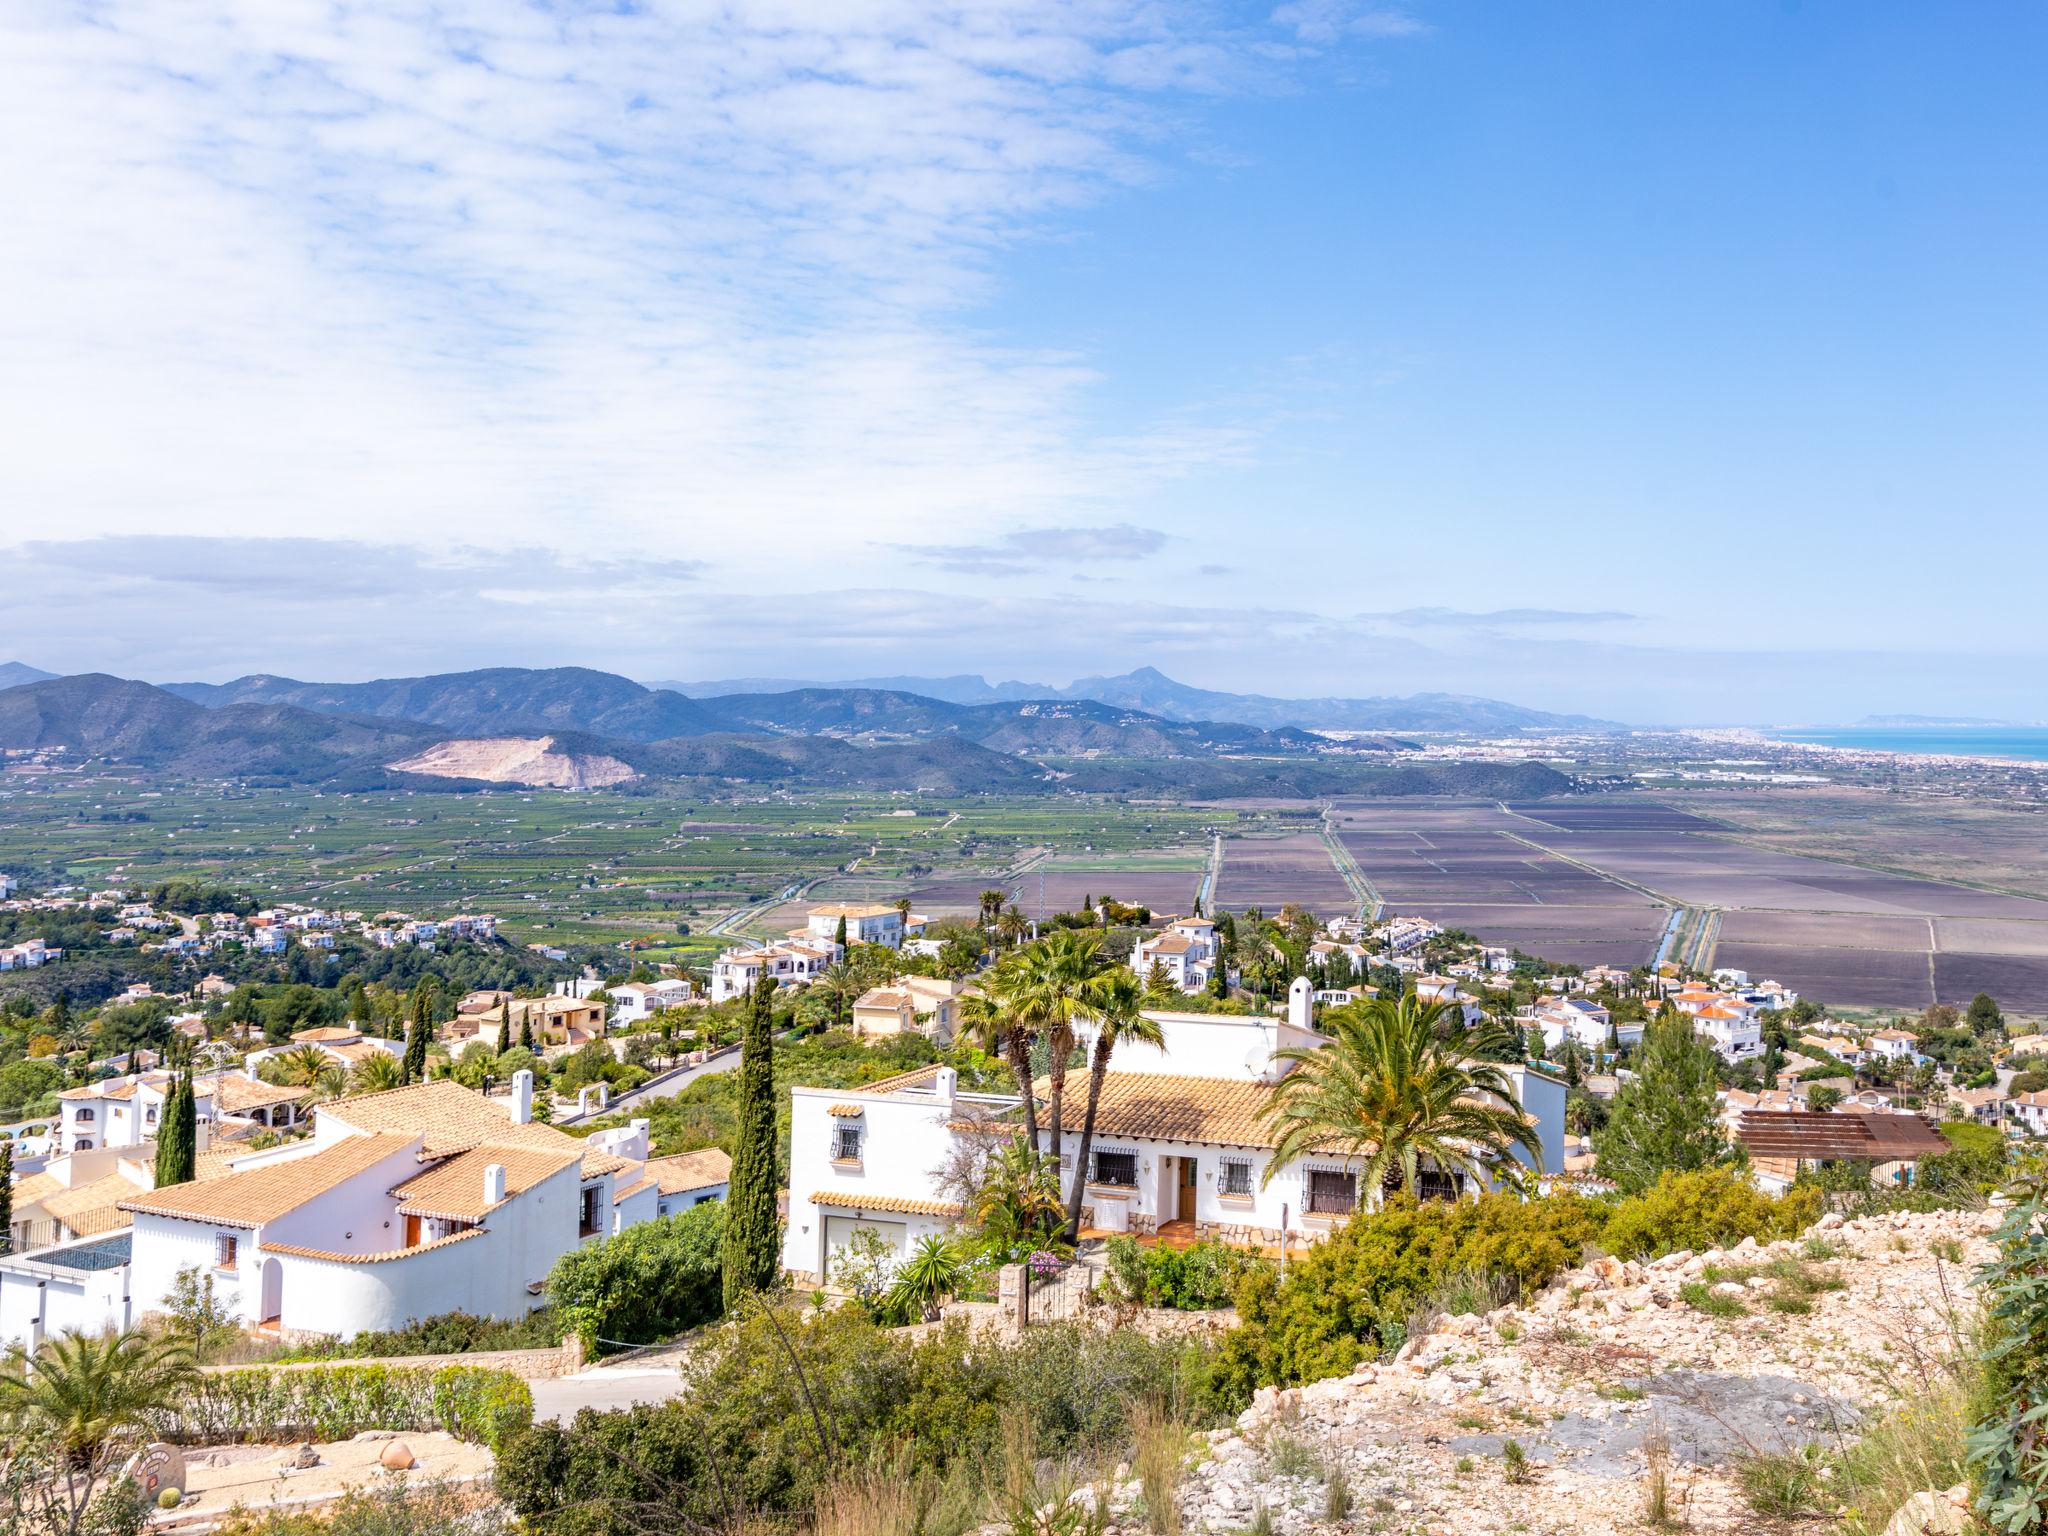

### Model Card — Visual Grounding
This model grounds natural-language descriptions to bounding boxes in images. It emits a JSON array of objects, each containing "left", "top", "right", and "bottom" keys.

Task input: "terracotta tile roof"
[
  {"left": 1736, "top": 1110, "right": 1950, "bottom": 1161},
  {"left": 612, "top": 1175, "right": 657, "bottom": 1204},
  {"left": 263, "top": 1228, "right": 486, "bottom": 1265},
  {"left": 320, "top": 1079, "right": 616, "bottom": 1176},
  {"left": 207, "top": 1075, "right": 309, "bottom": 1114},
  {"left": 809, "top": 1190, "right": 962, "bottom": 1218},
  {"left": 9, "top": 1171, "right": 64, "bottom": 1207},
  {"left": 646, "top": 1149, "right": 731, "bottom": 1195},
  {"left": 1143, "top": 935, "right": 1195, "bottom": 955},
  {"left": 291, "top": 1027, "right": 362, "bottom": 1044},
  {"left": 1036, "top": 1072, "right": 1282, "bottom": 1149},
  {"left": 392, "top": 1145, "right": 581, "bottom": 1221},
  {"left": 855, "top": 1064, "right": 947, "bottom": 1096},
  {"left": 43, "top": 1173, "right": 147, "bottom": 1236},
  {"left": 119, "top": 1133, "right": 419, "bottom": 1228},
  {"left": 853, "top": 988, "right": 912, "bottom": 1010},
  {"left": 827, "top": 1104, "right": 865, "bottom": 1117}
]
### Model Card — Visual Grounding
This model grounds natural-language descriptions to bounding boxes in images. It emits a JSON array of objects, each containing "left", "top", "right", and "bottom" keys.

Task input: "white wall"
[
  {"left": 782, "top": 1080, "right": 969, "bottom": 1283},
  {"left": 0, "top": 1237, "right": 136, "bottom": 1348},
  {"left": 260, "top": 1140, "right": 427, "bottom": 1257},
  {"left": 1096, "top": 1012, "right": 1323, "bottom": 1083}
]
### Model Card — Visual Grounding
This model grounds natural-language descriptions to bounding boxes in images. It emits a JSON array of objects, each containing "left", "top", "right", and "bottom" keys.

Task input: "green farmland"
[{"left": 0, "top": 773, "right": 1250, "bottom": 958}]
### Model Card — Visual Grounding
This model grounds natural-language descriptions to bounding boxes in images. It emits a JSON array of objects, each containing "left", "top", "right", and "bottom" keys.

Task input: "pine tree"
[
  {"left": 402, "top": 987, "right": 430, "bottom": 1085},
  {"left": 722, "top": 971, "right": 782, "bottom": 1311},
  {"left": 1592, "top": 1013, "right": 1729, "bottom": 1196},
  {"left": 0, "top": 1138, "right": 13, "bottom": 1255},
  {"left": 154, "top": 1065, "right": 197, "bottom": 1188}
]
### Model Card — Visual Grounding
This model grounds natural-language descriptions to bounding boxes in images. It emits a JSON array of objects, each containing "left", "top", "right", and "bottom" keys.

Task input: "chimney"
[
  {"left": 483, "top": 1163, "right": 507, "bottom": 1207},
  {"left": 1288, "top": 976, "right": 1314, "bottom": 1033},
  {"left": 934, "top": 1066, "right": 958, "bottom": 1109},
  {"left": 510, "top": 1069, "right": 534, "bottom": 1125}
]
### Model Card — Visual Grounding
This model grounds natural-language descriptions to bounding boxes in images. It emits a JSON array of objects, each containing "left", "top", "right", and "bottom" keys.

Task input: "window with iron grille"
[
  {"left": 833, "top": 1124, "right": 864, "bottom": 1162},
  {"left": 1305, "top": 1167, "right": 1357, "bottom": 1215},
  {"left": 1090, "top": 1149, "right": 1138, "bottom": 1187},
  {"left": 1219, "top": 1158, "right": 1254, "bottom": 1198}
]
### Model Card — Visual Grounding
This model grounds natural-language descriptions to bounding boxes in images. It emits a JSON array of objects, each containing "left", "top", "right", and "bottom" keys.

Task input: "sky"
[{"left": 3, "top": 0, "right": 2045, "bottom": 724}]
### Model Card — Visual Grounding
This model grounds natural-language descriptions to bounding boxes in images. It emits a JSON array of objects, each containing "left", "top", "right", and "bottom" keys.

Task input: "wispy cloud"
[
  {"left": 0, "top": 1, "right": 1385, "bottom": 575},
  {"left": 1362, "top": 607, "right": 1641, "bottom": 628},
  {"left": 907, "top": 522, "right": 1169, "bottom": 574},
  {"left": 1271, "top": 2, "right": 1431, "bottom": 46}
]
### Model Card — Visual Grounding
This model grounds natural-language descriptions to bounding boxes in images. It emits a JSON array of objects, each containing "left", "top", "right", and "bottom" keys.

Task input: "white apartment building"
[
  {"left": 1130, "top": 916, "right": 1227, "bottom": 994},
  {"left": 709, "top": 938, "right": 840, "bottom": 1003},
  {"left": 804, "top": 903, "right": 910, "bottom": 949},
  {"left": 780, "top": 978, "right": 1565, "bottom": 1286},
  {"left": 1522, "top": 996, "right": 1641, "bottom": 1054}
]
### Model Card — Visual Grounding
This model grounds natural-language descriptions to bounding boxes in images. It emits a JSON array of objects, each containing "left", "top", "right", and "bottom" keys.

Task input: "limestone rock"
[{"left": 1880, "top": 1486, "right": 1973, "bottom": 1536}]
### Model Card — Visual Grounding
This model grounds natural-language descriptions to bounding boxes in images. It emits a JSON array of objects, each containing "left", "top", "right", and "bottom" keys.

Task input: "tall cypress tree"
[
  {"left": 495, "top": 1003, "right": 511, "bottom": 1057},
  {"left": 833, "top": 913, "right": 848, "bottom": 951},
  {"left": 1, "top": 1138, "right": 14, "bottom": 1255},
  {"left": 154, "top": 1065, "right": 197, "bottom": 1188},
  {"left": 402, "top": 986, "right": 430, "bottom": 1084},
  {"left": 722, "top": 971, "right": 782, "bottom": 1311}
]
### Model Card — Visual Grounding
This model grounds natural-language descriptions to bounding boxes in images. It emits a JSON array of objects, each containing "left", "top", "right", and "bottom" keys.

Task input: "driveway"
[{"left": 530, "top": 1362, "right": 687, "bottom": 1422}]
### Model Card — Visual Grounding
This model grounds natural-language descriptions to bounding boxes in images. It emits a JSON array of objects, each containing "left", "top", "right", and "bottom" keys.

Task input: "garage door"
[{"left": 823, "top": 1215, "right": 908, "bottom": 1267}]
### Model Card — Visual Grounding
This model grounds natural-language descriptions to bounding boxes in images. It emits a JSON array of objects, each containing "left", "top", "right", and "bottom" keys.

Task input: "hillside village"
[{"left": 1, "top": 869, "right": 2043, "bottom": 1534}]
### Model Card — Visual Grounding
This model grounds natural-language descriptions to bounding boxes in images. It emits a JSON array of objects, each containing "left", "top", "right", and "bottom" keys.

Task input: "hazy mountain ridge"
[
  {"left": 664, "top": 664, "right": 1612, "bottom": 732},
  {"left": 0, "top": 669, "right": 1574, "bottom": 798}
]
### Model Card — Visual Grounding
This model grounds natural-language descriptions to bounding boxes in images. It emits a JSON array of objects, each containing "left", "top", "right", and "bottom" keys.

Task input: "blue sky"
[{"left": 2, "top": 1, "right": 2043, "bottom": 723}]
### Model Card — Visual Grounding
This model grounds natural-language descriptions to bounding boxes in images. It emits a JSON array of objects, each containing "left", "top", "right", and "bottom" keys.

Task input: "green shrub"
[
  {"left": 1104, "top": 1237, "right": 1268, "bottom": 1311},
  {"left": 547, "top": 1201, "right": 724, "bottom": 1351},
  {"left": 1212, "top": 1193, "right": 1604, "bottom": 1402},
  {"left": 1969, "top": 1188, "right": 2048, "bottom": 1533},
  {"left": 148, "top": 1364, "right": 531, "bottom": 1451},
  {"left": 1599, "top": 1167, "right": 1820, "bottom": 1259},
  {"left": 277, "top": 1306, "right": 564, "bottom": 1361},
  {"left": 1678, "top": 1281, "right": 1746, "bottom": 1318},
  {"left": 495, "top": 1305, "right": 1223, "bottom": 1536}
]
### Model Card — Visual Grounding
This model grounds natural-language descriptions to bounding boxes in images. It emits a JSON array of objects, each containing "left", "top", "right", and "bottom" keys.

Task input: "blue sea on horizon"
[{"left": 1769, "top": 726, "right": 2048, "bottom": 762}]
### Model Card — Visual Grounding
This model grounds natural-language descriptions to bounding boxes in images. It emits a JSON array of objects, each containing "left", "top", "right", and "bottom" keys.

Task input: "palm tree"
[
  {"left": 815, "top": 963, "right": 862, "bottom": 1033},
  {"left": 348, "top": 1051, "right": 404, "bottom": 1095},
  {"left": 977, "top": 889, "right": 1007, "bottom": 931},
  {"left": 1261, "top": 992, "right": 1534, "bottom": 1208},
  {"left": 1063, "top": 968, "right": 1164, "bottom": 1237},
  {"left": 960, "top": 968, "right": 1040, "bottom": 1160},
  {"left": 1011, "top": 930, "right": 1108, "bottom": 1176},
  {"left": 970, "top": 1136, "right": 1065, "bottom": 1260},
  {"left": 0, "top": 1327, "right": 199, "bottom": 1531},
  {"left": 995, "top": 903, "right": 1028, "bottom": 950},
  {"left": 269, "top": 1044, "right": 342, "bottom": 1094},
  {"left": 887, "top": 1234, "right": 968, "bottom": 1322}
]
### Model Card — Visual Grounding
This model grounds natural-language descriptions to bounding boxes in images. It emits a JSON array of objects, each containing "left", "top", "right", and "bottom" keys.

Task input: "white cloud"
[{"left": 0, "top": 0, "right": 1356, "bottom": 582}]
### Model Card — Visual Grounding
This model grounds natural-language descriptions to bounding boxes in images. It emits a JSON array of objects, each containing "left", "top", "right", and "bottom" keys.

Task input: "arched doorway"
[{"left": 258, "top": 1258, "right": 283, "bottom": 1324}]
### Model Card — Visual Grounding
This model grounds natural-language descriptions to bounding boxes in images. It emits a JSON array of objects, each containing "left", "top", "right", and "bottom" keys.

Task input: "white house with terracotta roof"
[
  {"left": 1868, "top": 1027, "right": 1921, "bottom": 1064},
  {"left": 710, "top": 938, "right": 840, "bottom": 1003},
  {"left": 780, "top": 977, "right": 1565, "bottom": 1288},
  {"left": 850, "top": 975, "right": 972, "bottom": 1043},
  {"left": 2, "top": 1072, "right": 668, "bottom": 1348},
  {"left": 55, "top": 1070, "right": 307, "bottom": 1155},
  {"left": 1130, "top": 916, "right": 1226, "bottom": 994}
]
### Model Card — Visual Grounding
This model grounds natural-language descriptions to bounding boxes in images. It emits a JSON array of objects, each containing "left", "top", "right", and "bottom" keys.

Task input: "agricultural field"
[
  {"left": 0, "top": 774, "right": 1239, "bottom": 956},
  {"left": 1209, "top": 832, "right": 1356, "bottom": 919},
  {"left": 1330, "top": 801, "right": 1669, "bottom": 971}
]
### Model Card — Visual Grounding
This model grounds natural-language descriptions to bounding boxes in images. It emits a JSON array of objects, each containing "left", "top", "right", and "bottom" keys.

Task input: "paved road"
[{"left": 531, "top": 1364, "right": 687, "bottom": 1422}]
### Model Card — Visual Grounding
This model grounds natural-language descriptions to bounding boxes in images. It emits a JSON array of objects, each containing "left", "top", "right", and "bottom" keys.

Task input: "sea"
[{"left": 1768, "top": 727, "right": 2048, "bottom": 762}]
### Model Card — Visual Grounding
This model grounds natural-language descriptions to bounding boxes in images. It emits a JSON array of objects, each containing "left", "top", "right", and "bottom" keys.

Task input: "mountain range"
[
  {"left": 0, "top": 664, "right": 1576, "bottom": 799},
  {"left": 657, "top": 665, "right": 1616, "bottom": 733}
]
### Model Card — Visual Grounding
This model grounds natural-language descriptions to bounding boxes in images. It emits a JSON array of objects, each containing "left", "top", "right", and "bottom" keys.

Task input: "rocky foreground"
[{"left": 1105, "top": 1207, "right": 1995, "bottom": 1536}]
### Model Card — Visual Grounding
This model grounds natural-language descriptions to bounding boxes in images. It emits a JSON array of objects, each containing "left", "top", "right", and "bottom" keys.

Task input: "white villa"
[
  {"left": 801, "top": 903, "right": 920, "bottom": 950},
  {"left": 608, "top": 977, "right": 695, "bottom": 1026},
  {"left": 1, "top": 1072, "right": 668, "bottom": 1349},
  {"left": 780, "top": 978, "right": 1565, "bottom": 1287},
  {"left": 55, "top": 1069, "right": 308, "bottom": 1155},
  {"left": 1130, "top": 916, "right": 1228, "bottom": 994},
  {"left": 1522, "top": 996, "right": 1641, "bottom": 1054},
  {"left": 710, "top": 938, "right": 840, "bottom": 1003}
]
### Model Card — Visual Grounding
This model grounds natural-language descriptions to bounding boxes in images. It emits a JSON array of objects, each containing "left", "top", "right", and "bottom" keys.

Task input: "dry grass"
[{"left": 1130, "top": 1399, "right": 1189, "bottom": 1536}]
